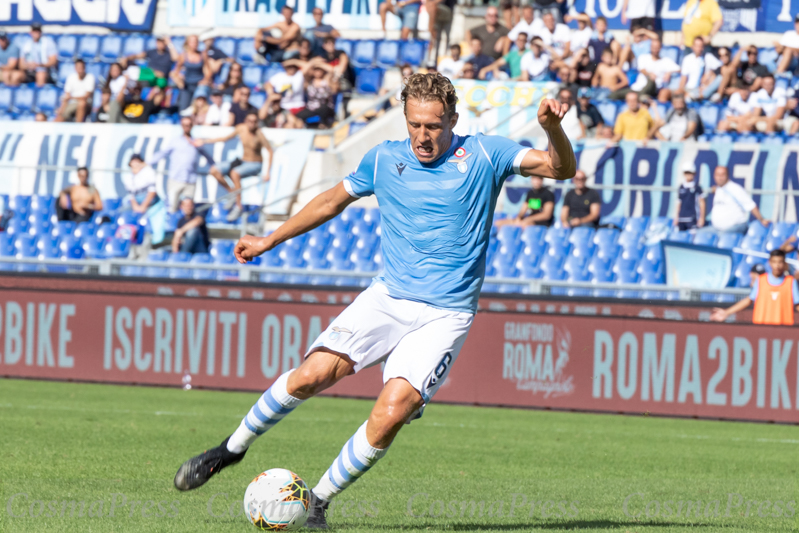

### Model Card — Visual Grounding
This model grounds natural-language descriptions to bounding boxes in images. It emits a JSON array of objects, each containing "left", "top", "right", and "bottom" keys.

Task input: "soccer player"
[{"left": 173, "top": 73, "right": 576, "bottom": 528}]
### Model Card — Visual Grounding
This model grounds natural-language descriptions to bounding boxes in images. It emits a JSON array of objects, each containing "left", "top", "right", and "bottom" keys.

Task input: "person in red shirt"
[{"left": 711, "top": 249, "right": 799, "bottom": 325}]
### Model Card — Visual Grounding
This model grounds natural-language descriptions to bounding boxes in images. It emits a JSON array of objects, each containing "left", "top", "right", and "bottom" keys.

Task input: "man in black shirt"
[
  {"left": 465, "top": 6, "right": 509, "bottom": 60},
  {"left": 467, "top": 37, "right": 494, "bottom": 74},
  {"left": 736, "top": 45, "right": 770, "bottom": 92},
  {"left": 497, "top": 176, "right": 555, "bottom": 227},
  {"left": 576, "top": 87, "right": 604, "bottom": 136},
  {"left": 122, "top": 35, "right": 177, "bottom": 88},
  {"left": 574, "top": 52, "right": 596, "bottom": 88},
  {"left": 173, "top": 197, "right": 210, "bottom": 254},
  {"left": 203, "top": 35, "right": 229, "bottom": 82},
  {"left": 561, "top": 170, "right": 601, "bottom": 228},
  {"left": 112, "top": 83, "right": 164, "bottom": 124},
  {"left": 229, "top": 86, "right": 257, "bottom": 126}
]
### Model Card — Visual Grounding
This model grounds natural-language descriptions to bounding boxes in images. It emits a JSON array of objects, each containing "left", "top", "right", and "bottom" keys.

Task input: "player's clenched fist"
[
  {"left": 234, "top": 235, "right": 269, "bottom": 263},
  {"left": 537, "top": 98, "right": 568, "bottom": 130}
]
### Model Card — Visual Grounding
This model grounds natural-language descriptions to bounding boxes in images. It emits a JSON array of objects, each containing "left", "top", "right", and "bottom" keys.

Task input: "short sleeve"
[
  {"left": 343, "top": 144, "right": 380, "bottom": 198},
  {"left": 588, "top": 190, "right": 602, "bottom": 205},
  {"left": 475, "top": 134, "right": 531, "bottom": 182},
  {"left": 680, "top": 57, "right": 690, "bottom": 76}
]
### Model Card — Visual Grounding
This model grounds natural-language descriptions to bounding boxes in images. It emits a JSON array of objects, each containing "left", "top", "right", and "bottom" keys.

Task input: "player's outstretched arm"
[
  {"left": 519, "top": 98, "right": 577, "bottom": 181},
  {"left": 234, "top": 182, "right": 358, "bottom": 263}
]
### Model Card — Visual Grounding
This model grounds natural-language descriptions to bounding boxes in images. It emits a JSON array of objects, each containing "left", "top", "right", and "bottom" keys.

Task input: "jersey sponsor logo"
[
  {"left": 426, "top": 352, "right": 452, "bottom": 390},
  {"left": 502, "top": 322, "right": 575, "bottom": 398},
  {"left": 396, "top": 162, "right": 406, "bottom": 176}
]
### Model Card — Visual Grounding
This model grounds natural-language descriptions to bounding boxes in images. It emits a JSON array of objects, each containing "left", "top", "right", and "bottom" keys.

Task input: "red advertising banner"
[{"left": 0, "top": 279, "right": 794, "bottom": 423}]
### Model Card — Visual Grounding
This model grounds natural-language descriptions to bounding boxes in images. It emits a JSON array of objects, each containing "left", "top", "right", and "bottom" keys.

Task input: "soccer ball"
[{"left": 243, "top": 468, "right": 310, "bottom": 530}]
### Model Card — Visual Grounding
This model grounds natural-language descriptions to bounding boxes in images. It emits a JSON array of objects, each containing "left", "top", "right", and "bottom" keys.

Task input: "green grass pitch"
[{"left": 0, "top": 378, "right": 797, "bottom": 532}]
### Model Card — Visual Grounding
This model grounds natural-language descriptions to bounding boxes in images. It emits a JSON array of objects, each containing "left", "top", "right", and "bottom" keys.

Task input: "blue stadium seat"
[
  {"left": 167, "top": 252, "right": 192, "bottom": 279},
  {"left": 236, "top": 38, "right": 257, "bottom": 65},
  {"left": 213, "top": 38, "right": 237, "bottom": 58},
  {"left": 520, "top": 225, "right": 546, "bottom": 245},
  {"left": 497, "top": 225, "right": 521, "bottom": 244},
  {"left": 335, "top": 39, "right": 353, "bottom": 58},
  {"left": 248, "top": 91, "right": 266, "bottom": 110},
  {"left": 95, "top": 222, "right": 118, "bottom": 241},
  {"left": 399, "top": 40, "right": 425, "bottom": 66},
  {"left": 100, "top": 35, "right": 124, "bottom": 62},
  {"left": 77, "top": 35, "right": 101, "bottom": 61},
  {"left": 56, "top": 34, "right": 78, "bottom": 62},
  {"left": 617, "top": 231, "right": 642, "bottom": 249},
  {"left": 73, "top": 221, "right": 98, "bottom": 241},
  {"left": 210, "top": 240, "right": 235, "bottom": 262},
  {"left": 0, "top": 86, "right": 13, "bottom": 109},
  {"left": 596, "top": 101, "right": 617, "bottom": 125},
  {"left": 188, "top": 253, "right": 214, "bottom": 280},
  {"left": 5, "top": 217, "right": 29, "bottom": 237},
  {"left": 123, "top": 34, "right": 146, "bottom": 57},
  {"left": 697, "top": 104, "right": 720, "bottom": 132},
  {"left": 352, "top": 40, "right": 377, "bottom": 68},
  {"left": 35, "top": 86, "right": 59, "bottom": 113},
  {"left": 243, "top": 65, "right": 264, "bottom": 88},
  {"left": 623, "top": 217, "right": 649, "bottom": 234},
  {"left": 35, "top": 234, "right": 58, "bottom": 253},
  {"left": 737, "top": 133, "right": 759, "bottom": 144},
  {"left": 29, "top": 217, "right": 52, "bottom": 238},
  {"left": 102, "top": 238, "right": 131, "bottom": 259},
  {"left": 51, "top": 220, "right": 75, "bottom": 240},
  {"left": 692, "top": 231, "right": 717, "bottom": 247},
  {"left": 376, "top": 40, "right": 400, "bottom": 68},
  {"left": 716, "top": 232, "right": 742, "bottom": 250},
  {"left": 86, "top": 62, "right": 108, "bottom": 85},
  {"left": 758, "top": 47, "right": 779, "bottom": 72},
  {"left": 568, "top": 227, "right": 594, "bottom": 247},
  {"left": 9, "top": 195, "right": 31, "bottom": 214},
  {"left": 57, "top": 62, "right": 76, "bottom": 87},
  {"left": 355, "top": 68, "right": 383, "bottom": 94},
  {"left": 12, "top": 86, "right": 35, "bottom": 114},
  {"left": 661, "top": 46, "right": 680, "bottom": 64},
  {"left": 739, "top": 234, "right": 764, "bottom": 251},
  {"left": 593, "top": 228, "right": 619, "bottom": 247}
]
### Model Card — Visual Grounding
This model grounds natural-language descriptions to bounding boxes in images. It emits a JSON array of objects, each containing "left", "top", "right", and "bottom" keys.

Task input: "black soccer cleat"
[
  {"left": 173, "top": 436, "right": 246, "bottom": 491},
  {"left": 304, "top": 491, "right": 330, "bottom": 529}
]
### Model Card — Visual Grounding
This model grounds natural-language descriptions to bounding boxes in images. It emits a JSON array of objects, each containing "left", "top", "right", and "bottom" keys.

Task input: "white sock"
[
  {"left": 312, "top": 421, "right": 389, "bottom": 502},
  {"left": 226, "top": 369, "right": 304, "bottom": 454}
]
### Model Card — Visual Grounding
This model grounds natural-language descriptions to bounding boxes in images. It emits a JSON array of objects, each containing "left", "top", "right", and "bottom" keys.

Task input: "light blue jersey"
[{"left": 343, "top": 133, "right": 531, "bottom": 314}]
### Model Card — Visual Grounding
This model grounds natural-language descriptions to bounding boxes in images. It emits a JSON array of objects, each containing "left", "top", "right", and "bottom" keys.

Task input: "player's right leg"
[{"left": 173, "top": 350, "right": 353, "bottom": 491}]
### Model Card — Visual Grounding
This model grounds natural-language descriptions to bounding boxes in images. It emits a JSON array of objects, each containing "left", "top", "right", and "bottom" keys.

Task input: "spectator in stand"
[
  {"left": 297, "top": 39, "right": 318, "bottom": 63},
  {"left": 716, "top": 84, "right": 754, "bottom": 133},
  {"left": 19, "top": 23, "right": 57, "bottom": 87},
  {"left": 425, "top": 0, "right": 455, "bottom": 64},
  {"left": 707, "top": 166, "right": 767, "bottom": 234},
  {"left": 506, "top": 6, "right": 542, "bottom": 51},
  {"left": 187, "top": 89, "right": 211, "bottom": 125},
  {"left": 459, "top": 62, "right": 476, "bottom": 80},
  {"left": 674, "top": 161, "right": 705, "bottom": 231},
  {"left": 466, "top": 37, "right": 494, "bottom": 74},
  {"left": 711, "top": 249, "right": 798, "bottom": 325},
  {"left": 612, "top": 92, "right": 656, "bottom": 141},
  {"left": 496, "top": 176, "right": 555, "bottom": 227},
  {"left": 749, "top": 74, "right": 787, "bottom": 134},
  {"left": 785, "top": 91, "right": 799, "bottom": 136},
  {"left": 0, "top": 32, "right": 21, "bottom": 86},
  {"left": 205, "top": 89, "right": 232, "bottom": 126},
  {"left": 678, "top": 36, "right": 722, "bottom": 102},
  {"left": 712, "top": 46, "right": 738, "bottom": 100},
  {"left": 379, "top": 0, "right": 421, "bottom": 41},
  {"left": 320, "top": 36, "right": 355, "bottom": 116},
  {"left": 92, "top": 88, "right": 112, "bottom": 123},
  {"left": 217, "top": 62, "right": 245, "bottom": 100},
  {"left": 256, "top": 5, "right": 301, "bottom": 62},
  {"left": 564, "top": 13, "right": 593, "bottom": 58},
  {"left": 680, "top": 0, "right": 722, "bottom": 51},
  {"left": 537, "top": 13, "right": 571, "bottom": 67},
  {"left": 34, "top": 112, "right": 48, "bottom": 122},
  {"left": 558, "top": 87, "right": 585, "bottom": 139},
  {"left": 776, "top": 15, "right": 799, "bottom": 75},
  {"left": 105, "top": 62, "right": 126, "bottom": 100},
  {"left": 121, "top": 35, "right": 177, "bottom": 89},
  {"left": 557, "top": 65, "right": 578, "bottom": 97},
  {"left": 621, "top": 0, "right": 656, "bottom": 31},
  {"left": 481, "top": 32, "right": 528, "bottom": 80},
  {"left": 732, "top": 46, "right": 770, "bottom": 93},
  {"left": 229, "top": 86, "right": 257, "bottom": 126},
  {"left": 172, "top": 35, "right": 208, "bottom": 112},
  {"left": 465, "top": 6, "right": 509, "bottom": 61},
  {"left": 520, "top": 37, "right": 551, "bottom": 81},
  {"left": 172, "top": 197, "right": 210, "bottom": 254},
  {"left": 56, "top": 59, "right": 95, "bottom": 123},
  {"left": 202, "top": 34, "right": 231, "bottom": 84},
  {"left": 306, "top": 7, "right": 340, "bottom": 53},
  {"left": 655, "top": 94, "right": 700, "bottom": 141},
  {"left": 586, "top": 16, "right": 618, "bottom": 63},
  {"left": 630, "top": 36, "right": 680, "bottom": 102},
  {"left": 561, "top": 170, "right": 601, "bottom": 228},
  {"left": 296, "top": 59, "right": 338, "bottom": 128},
  {"left": 576, "top": 87, "right": 604, "bottom": 136},
  {"left": 110, "top": 82, "right": 165, "bottom": 124},
  {"left": 124, "top": 154, "right": 159, "bottom": 214},
  {"left": 572, "top": 49, "right": 596, "bottom": 88},
  {"left": 148, "top": 116, "right": 214, "bottom": 212},
  {"left": 259, "top": 98, "right": 304, "bottom": 129},
  {"left": 592, "top": 48, "right": 629, "bottom": 100},
  {"left": 437, "top": 44, "right": 465, "bottom": 79},
  {"left": 265, "top": 60, "right": 306, "bottom": 116},
  {"left": 57, "top": 167, "right": 102, "bottom": 223}
]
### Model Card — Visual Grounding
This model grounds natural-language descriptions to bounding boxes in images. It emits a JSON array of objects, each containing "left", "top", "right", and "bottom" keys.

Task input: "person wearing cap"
[
  {"left": 775, "top": 14, "right": 799, "bottom": 75},
  {"left": 205, "top": 89, "right": 232, "bottom": 126},
  {"left": 674, "top": 160, "right": 705, "bottom": 231},
  {"left": 707, "top": 166, "right": 768, "bottom": 234},
  {"left": 173, "top": 196, "right": 210, "bottom": 255},
  {"left": 711, "top": 249, "right": 799, "bottom": 325},
  {"left": 0, "top": 32, "right": 22, "bottom": 87},
  {"left": 124, "top": 154, "right": 160, "bottom": 214},
  {"left": 576, "top": 87, "right": 603, "bottom": 136},
  {"left": 121, "top": 35, "right": 178, "bottom": 88},
  {"left": 19, "top": 23, "right": 57, "bottom": 87}
]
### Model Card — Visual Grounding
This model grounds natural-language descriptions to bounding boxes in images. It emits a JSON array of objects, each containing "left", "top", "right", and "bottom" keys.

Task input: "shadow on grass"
[{"left": 333, "top": 519, "right": 726, "bottom": 530}]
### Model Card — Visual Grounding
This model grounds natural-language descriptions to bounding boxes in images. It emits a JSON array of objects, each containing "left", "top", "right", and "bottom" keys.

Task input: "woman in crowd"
[
  {"left": 217, "top": 61, "right": 246, "bottom": 100},
  {"left": 171, "top": 35, "right": 207, "bottom": 111},
  {"left": 296, "top": 59, "right": 339, "bottom": 128},
  {"left": 105, "top": 62, "right": 127, "bottom": 99}
]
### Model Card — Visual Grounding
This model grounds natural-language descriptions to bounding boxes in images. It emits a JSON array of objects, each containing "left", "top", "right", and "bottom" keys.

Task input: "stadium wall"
[{"left": 1, "top": 275, "right": 796, "bottom": 424}]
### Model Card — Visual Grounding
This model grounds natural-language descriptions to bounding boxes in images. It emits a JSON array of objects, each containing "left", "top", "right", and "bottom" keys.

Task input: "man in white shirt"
[
  {"left": 265, "top": 60, "right": 306, "bottom": 112},
  {"left": 437, "top": 44, "right": 465, "bottom": 79},
  {"left": 205, "top": 89, "right": 233, "bottom": 126},
  {"left": 19, "top": 23, "right": 57, "bottom": 87},
  {"left": 566, "top": 13, "right": 594, "bottom": 57},
  {"left": 708, "top": 166, "right": 767, "bottom": 234},
  {"left": 56, "top": 59, "right": 95, "bottom": 123},
  {"left": 776, "top": 14, "right": 799, "bottom": 75},
  {"left": 558, "top": 87, "right": 585, "bottom": 139},
  {"left": 716, "top": 86, "right": 754, "bottom": 133},
  {"left": 520, "top": 37, "right": 551, "bottom": 81},
  {"left": 124, "top": 154, "right": 160, "bottom": 214},
  {"left": 535, "top": 13, "right": 571, "bottom": 64},
  {"left": 506, "top": 6, "right": 543, "bottom": 47},
  {"left": 748, "top": 74, "right": 787, "bottom": 134},
  {"left": 678, "top": 36, "right": 722, "bottom": 101},
  {"left": 631, "top": 36, "right": 680, "bottom": 100}
]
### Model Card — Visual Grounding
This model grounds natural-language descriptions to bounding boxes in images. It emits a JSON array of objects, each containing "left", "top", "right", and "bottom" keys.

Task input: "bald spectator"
[
  {"left": 749, "top": 75, "right": 787, "bottom": 134},
  {"left": 561, "top": 171, "right": 601, "bottom": 228},
  {"left": 466, "top": 6, "right": 509, "bottom": 60},
  {"left": 19, "top": 23, "right": 57, "bottom": 87},
  {"left": 612, "top": 92, "right": 657, "bottom": 141},
  {"left": 0, "top": 32, "right": 22, "bottom": 86}
]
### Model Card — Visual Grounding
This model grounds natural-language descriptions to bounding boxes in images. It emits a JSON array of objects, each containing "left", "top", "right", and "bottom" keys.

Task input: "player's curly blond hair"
[{"left": 401, "top": 73, "right": 458, "bottom": 117}]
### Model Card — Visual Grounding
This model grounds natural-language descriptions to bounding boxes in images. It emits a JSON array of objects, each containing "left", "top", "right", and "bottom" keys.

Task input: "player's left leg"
[{"left": 306, "top": 310, "right": 473, "bottom": 528}]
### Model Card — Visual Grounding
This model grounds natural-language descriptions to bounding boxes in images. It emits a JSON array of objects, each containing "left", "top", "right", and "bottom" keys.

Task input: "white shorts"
[{"left": 307, "top": 283, "right": 473, "bottom": 413}]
